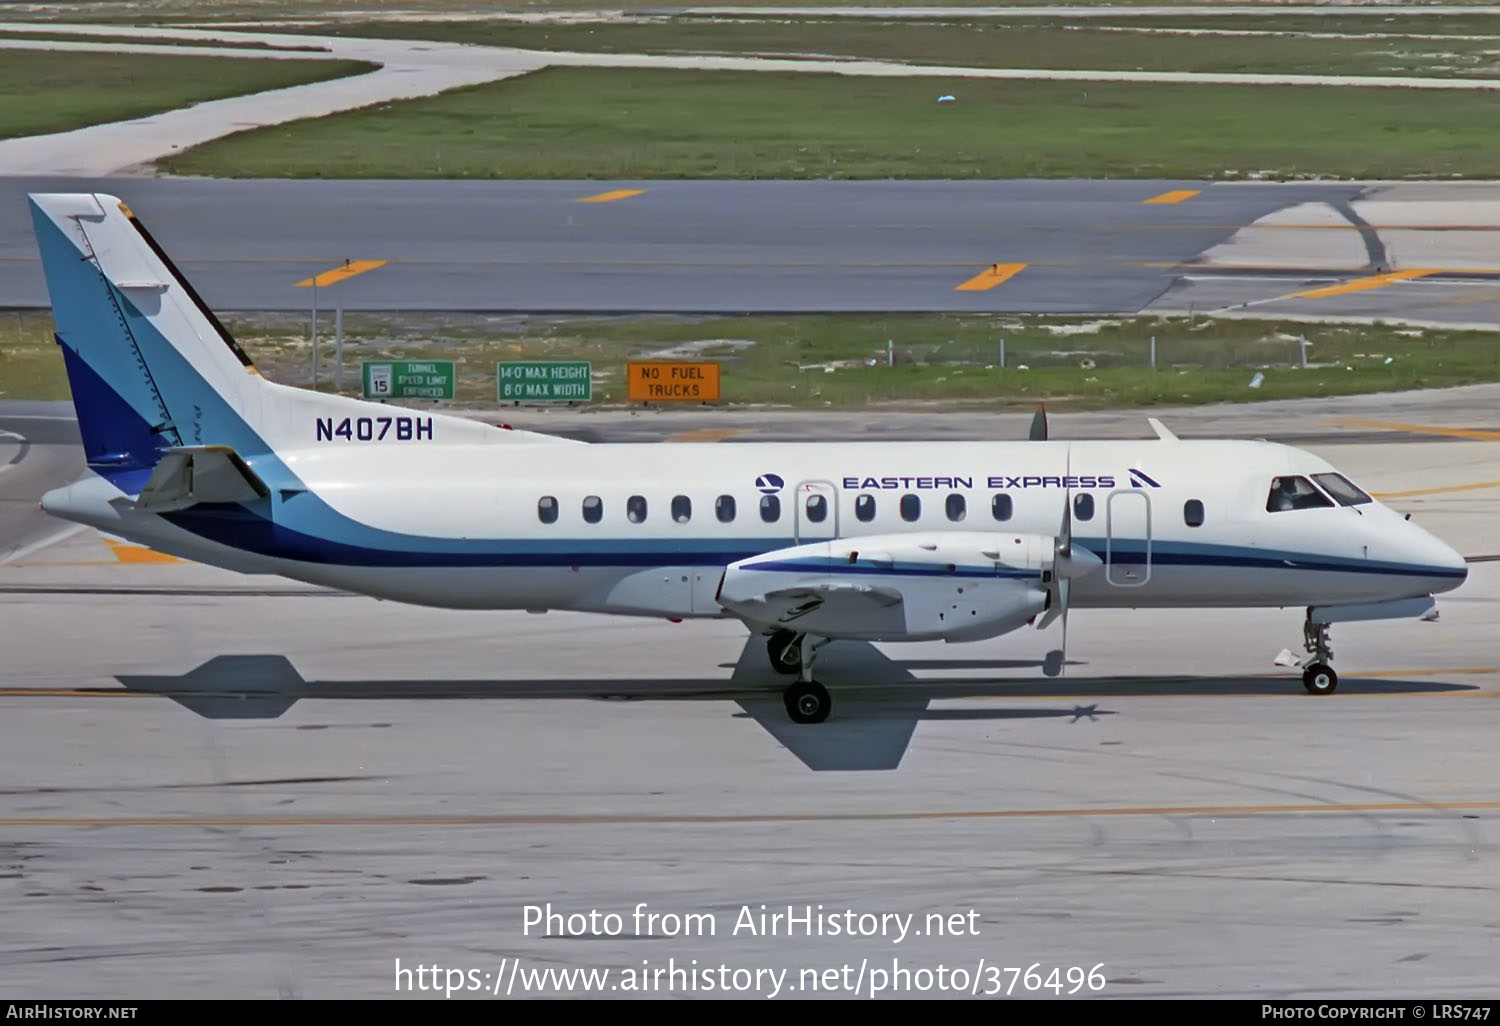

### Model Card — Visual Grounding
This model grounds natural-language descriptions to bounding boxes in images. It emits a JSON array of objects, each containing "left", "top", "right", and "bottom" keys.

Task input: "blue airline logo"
[
  {"left": 756, "top": 474, "right": 784, "bottom": 494},
  {"left": 1128, "top": 468, "right": 1162, "bottom": 488}
]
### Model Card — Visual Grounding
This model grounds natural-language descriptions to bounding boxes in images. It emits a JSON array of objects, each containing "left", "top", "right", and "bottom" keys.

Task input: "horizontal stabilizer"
[{"left": 134, "top": 445, "right": 269, "bottom": 512}]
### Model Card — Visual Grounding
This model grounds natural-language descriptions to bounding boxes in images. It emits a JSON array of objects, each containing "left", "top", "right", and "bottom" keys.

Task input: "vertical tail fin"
[
  {"left": 31, "top": 192, "right": 575, "bottom": 483},
  {"left": 29, "top": 192, "right": 267, "bottom": 490}
]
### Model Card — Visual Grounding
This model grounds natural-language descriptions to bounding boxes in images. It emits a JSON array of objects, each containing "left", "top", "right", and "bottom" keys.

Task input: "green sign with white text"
[
  {"left": 362, "top": 361, "right": 455, "bottom": 401},
  {"left": 498, "top": 361, "right": 593, "bottom": 402}
]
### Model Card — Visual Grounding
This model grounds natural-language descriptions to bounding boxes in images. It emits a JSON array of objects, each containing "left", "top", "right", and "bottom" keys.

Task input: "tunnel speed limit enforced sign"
[{"left": 627, "top": 362, "right": 720, "bottom": 401}]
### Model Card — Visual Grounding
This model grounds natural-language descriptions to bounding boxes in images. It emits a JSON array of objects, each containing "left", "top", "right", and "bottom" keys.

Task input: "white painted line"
[
  {"left": 0, "top": 524, "right": 87, "bottom": 566},
  {"left": 0, "top": 429, "right": 25, "bottom": 476}
]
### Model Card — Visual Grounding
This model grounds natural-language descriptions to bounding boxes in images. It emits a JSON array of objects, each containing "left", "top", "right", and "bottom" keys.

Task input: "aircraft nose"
[{"left": 1406, "top": 524, "right": 1468, "bottom": 591}]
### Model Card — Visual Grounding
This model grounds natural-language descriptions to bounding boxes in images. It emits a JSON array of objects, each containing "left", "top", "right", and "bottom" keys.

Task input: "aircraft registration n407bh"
[{"left": 28, "top": 194, "right": 1470, "bottom": 724}]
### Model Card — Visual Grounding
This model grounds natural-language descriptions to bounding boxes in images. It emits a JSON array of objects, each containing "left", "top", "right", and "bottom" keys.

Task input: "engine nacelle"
[{"left": 717, "top": 531, "right": 1059, "bottom": 642}]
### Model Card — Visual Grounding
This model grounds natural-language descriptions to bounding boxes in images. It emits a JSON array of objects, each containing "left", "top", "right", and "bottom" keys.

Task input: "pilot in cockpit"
[{"left": 1267, "top": 475, "right": 1331, "bottom": 512}]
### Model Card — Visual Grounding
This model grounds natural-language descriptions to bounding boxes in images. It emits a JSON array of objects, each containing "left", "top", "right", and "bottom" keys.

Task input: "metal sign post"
[{"left": 295, "top": 259, "right": 388, "bottom": 391}]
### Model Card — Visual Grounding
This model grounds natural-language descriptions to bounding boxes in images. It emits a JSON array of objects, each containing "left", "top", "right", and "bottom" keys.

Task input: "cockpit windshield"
[
  {"left": 1312, "top": 472, "right": 1373, "bottom": 507},
  {"left": 1266, "top": 476, "right": 1334, "bottom": 512}
]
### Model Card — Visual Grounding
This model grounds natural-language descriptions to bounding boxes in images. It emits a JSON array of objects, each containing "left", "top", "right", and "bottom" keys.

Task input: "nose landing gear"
[{"left": 1299, "top": 615, "right": 1337, "bottom": 695}]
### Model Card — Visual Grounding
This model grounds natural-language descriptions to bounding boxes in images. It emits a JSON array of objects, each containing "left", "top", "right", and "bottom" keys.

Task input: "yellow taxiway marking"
[
  {"left": 955, "top": 262, "right": 1028, "bottom": 291},
  {"left": 1346, "top": 667, "right": 1498, "bottom": 679},
  {"left": 664, "top": 427, "right": 745, "bottom": 443},
  {"left": 1329, "top": 418, "right": 1500, "bottom": 442},
  {"left": 1144, "top": 189, "right": 1200, "bottom": 204},
  {"left": 294, "top": 259, "right": 387, "bottom": 289},
  {"left": 104, "top": 540, "right": 182, "bottom": 564},
  {"left": 1373, "top": 480, "right": 1500, "bottom": 499},
  {"left": 577, "top": 189, "right": 644, "bottom": 203},
  {"left": 1290, "top": 268, "right": 1439, "bottom": 299},
  {"left": 0, "top": 799, "right": 1495, "bottom": 829}
]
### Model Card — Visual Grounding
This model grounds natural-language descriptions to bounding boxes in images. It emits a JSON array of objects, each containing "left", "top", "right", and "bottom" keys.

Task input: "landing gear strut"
[
  {"left": 775, "top": 632, "right": 831, "bottom": 723},
  {"left": 1300, "top": 613, "right": 1338, "bottom": 695}
]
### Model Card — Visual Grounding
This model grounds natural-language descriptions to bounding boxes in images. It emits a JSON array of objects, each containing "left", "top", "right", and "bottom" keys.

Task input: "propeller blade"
[
  {"left": 1059, "top": 442, "right": 1072, "bottom": 556},
  {"left": 1043, "top": 444, "right": 1072, "bottom": 677},
  {"left": 1059, "top": 578, "right": 1068, "bottom": 677},
  {"left": 1029, "top": 404, "right": 1048, "bottom": 441}
]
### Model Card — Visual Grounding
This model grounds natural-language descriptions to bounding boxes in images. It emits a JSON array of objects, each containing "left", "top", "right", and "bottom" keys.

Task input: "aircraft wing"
[{"left": 134, "top": 445, "right": 270, "bottom": 512}]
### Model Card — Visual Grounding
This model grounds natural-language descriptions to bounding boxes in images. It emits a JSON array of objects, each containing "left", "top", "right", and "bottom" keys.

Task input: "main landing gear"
[
  {"left": 1299, "top": 613, "right": 1338, "bottom": 695},
  {"left": 767, "top": 629, "right": 831, "bottom": 724}
]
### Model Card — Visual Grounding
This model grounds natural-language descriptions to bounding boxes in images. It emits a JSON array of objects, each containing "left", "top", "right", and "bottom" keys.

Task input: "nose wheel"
[
  {"left": 1297, "top": 613, "right": 1338, "bottom": 694},
  {"left": 1302, "top": 663, "right": 1338, "bottom": 695}
]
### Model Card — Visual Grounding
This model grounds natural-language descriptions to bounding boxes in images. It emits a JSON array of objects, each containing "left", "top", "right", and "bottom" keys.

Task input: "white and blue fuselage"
[{"left": 26, "top": 191, "right": 1469, "bottom": 720}]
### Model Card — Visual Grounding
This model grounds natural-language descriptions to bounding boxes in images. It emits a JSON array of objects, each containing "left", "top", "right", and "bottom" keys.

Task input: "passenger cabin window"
[
  {"left": 537, "top": 496, "right": 558, "bottom": 524},
  {"left": 805, "top": 493, "right": 828, "bottom": 523},
  {"left": 582, "top": 495, "right": 603, "bottom": 524},
  {"left": 1312, "top": 473, "right": 1373, "bottom": 507},
  {"left": 900, "top": 494, "right": 921, "bottom": 522},
  {"left": 855, "top": 494, "right": 876, "bottom": 522},
  {"left": 716, "top": 495, "right": 736, "bottom": 523},
  {"left": 672, "top": 495, "right": 691, "bottom": 523},
  {"left": 1073, "top": 494, "right": 1095, "bottom": 521},
  {"left": 1267, "top": 476, "right": 1334, "bottom": 512},
  {"left": 760, "top": 495, "right": 781, "bottom": 522},
  {"left": 991, "top": 494, "right": 1013, "bottom": 522},
  {"left": 627, "top": 495, "right": 648, "bottom": 524},
  {"left": 946, "top": 494, "right": 966, "bottom": 522},
  {"left": 1184, "top": 499, "right": 1204, "bottom": 527}
]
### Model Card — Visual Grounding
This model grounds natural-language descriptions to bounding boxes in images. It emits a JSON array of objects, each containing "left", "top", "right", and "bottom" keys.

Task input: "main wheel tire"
[
  {"left": 767, "top": 631, "right": 802, "bottom": 675},
  {"left": 1302, "top": 663, "right": 1338, "bottom": 695},
  {"left": 783, "top": 680, "right": 830, "bottom": 724}
]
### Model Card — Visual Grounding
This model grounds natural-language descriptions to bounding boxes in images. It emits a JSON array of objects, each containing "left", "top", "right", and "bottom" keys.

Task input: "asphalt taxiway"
[
  {"left": 4, "top": 178, "right": 1500, "bottom": 324},
  {"left": 0, "top": 397, "right": 1495, "bottom": 998}
]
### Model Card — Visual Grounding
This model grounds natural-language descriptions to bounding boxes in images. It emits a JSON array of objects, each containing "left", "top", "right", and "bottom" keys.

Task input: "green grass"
[
  {"left": 146, "top": 311, "right": 1500, "bottom": 411},
  {"left": 10, "top": 0, "right": 1500, "bottom": 23},
  {"left": 0, "top": 30, "right": 329, "bottom": 50},
  {"left": 159, "top": 66, "right": 1500, "bottom": 180},
  {"left": 0, "top": 314, "right": 69, "bottom": 400},
  {"left": 8, "top": 309, "right": 1497, "bottom": 409},
  {"left": 0, "top": 49, "right": 378, "bottom": 142},
  {"left": 286, "top": 17, "right": 1500, "bottom": 79},
  {"left": 14, "top": 0, "right": 1429, "bottom": 21}
]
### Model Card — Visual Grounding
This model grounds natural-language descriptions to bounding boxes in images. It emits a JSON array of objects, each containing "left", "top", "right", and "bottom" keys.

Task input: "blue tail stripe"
[{"left": 56, "top": 336, "right": 171, "bottom": 488}]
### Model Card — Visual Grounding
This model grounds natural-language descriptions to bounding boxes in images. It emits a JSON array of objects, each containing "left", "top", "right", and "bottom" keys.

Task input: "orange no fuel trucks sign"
[{"left": 627, "top": 362, "right": 721, "bottom": 401}]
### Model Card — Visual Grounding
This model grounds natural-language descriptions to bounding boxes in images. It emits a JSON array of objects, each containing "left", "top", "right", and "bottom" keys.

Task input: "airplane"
[{"left": 25, "top": 193, "right": 1470, "bottom": 724}]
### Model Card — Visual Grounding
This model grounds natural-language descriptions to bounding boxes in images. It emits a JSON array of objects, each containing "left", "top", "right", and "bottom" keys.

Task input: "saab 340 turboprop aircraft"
[{"left": 28, "top": 193, "right": 1470, "bottom": 723}]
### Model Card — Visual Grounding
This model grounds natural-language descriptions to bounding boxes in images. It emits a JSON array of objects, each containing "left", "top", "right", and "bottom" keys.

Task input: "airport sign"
[
  {"left": 497, "top": 361, "right": 593, "bottom": 402},
  {"left": 627, "top": 361, "right": 720, "bottom": 402},
  {"left": 362, "top": 360, "right": 455, "bottom": 401}
]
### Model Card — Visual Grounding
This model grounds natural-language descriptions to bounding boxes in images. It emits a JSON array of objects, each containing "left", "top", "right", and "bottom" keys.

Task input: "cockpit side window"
[
  {"left": 1312, "top": 473, "right": 1373, "bottom": 507},
  {"left": 1266, "top": 475, "right": 1334, "bottom": 513}
]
